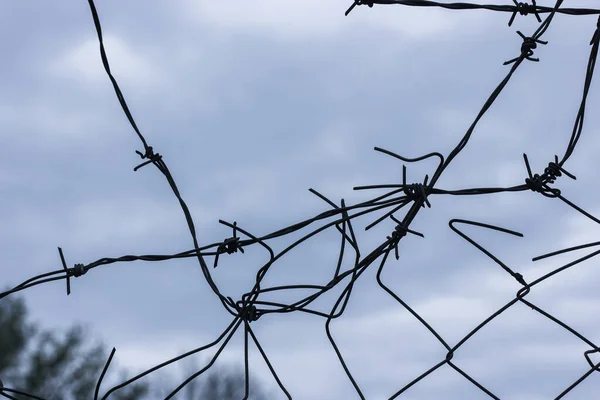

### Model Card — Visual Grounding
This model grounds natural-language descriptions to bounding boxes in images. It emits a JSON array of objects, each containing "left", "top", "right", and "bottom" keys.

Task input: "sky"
[{"left": 2, "top": 0, "right": 600, "bottom": 399}]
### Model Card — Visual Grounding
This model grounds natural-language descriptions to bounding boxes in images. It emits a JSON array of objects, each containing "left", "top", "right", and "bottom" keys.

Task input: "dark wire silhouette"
[{"left": 2, "top": 0, "right": 600, "bottom": 399}]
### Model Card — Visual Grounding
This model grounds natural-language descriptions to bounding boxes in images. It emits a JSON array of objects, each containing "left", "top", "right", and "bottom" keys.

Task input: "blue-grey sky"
[{"left": 2, "top": 1, "right": 600, "bottom": 399}]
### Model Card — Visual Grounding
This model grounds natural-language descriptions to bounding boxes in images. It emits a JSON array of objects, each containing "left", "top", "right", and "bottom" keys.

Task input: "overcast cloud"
[{"left": 2, "top": 1, "right": 600, "bottom": 399}]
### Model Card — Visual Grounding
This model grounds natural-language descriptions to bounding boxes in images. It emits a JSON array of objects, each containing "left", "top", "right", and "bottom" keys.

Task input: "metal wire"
[{"left": 2, "top": 0, "right": 600, "bottom": 399}]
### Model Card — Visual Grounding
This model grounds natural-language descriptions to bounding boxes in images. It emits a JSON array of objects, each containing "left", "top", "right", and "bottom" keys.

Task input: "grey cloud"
[{"left": 2, "top": 1, "right": 600, "bottom": 399}]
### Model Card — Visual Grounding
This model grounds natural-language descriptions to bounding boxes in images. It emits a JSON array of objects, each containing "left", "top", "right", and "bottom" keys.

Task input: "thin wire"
[{"left": 2, "top": 1, "right": 600, "bottom": 399}]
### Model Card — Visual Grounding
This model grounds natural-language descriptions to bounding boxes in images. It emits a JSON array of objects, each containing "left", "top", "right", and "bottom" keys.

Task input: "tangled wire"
[{"left": 2, "top": 0, "right": 600, "bottom": 399}]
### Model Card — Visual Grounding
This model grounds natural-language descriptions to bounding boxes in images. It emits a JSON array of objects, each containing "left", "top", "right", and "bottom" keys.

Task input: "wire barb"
[
  {"left": 523, "top": 154, "right": 576, "bottom": 197},
  {"left": 387, "top": 215, "right": 424, "bottom": 260},
  {"left": 133, "top": 146, "right": 163, "bottom": 171},
  {"left": 58, "top": 247, "right": 87, "bottom": 295},
  {"left": 345, "top": 0, "right": 374, "bottom": 16},
  {"left": 509, "top": 0, "right": 542, "bottom": 27},
  {"left": 214, "top": 221, "right": 245, "bottom": 268},
  {"left": 504, "top": 31, "right": 548, "bottom": 65}
]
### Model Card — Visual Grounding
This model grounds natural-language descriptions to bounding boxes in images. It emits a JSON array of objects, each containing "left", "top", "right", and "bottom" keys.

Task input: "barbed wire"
[{"left": 2, "top": 0, "right": 600, "bottom": 399}]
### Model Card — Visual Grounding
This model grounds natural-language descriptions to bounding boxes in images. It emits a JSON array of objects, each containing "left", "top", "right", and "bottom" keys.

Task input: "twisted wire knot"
[
  {"left": 214, "top": 221, "right": 245, "bottom": 268},
  {"left": 70, "top": 263, "right": 88, "bottom": 277},
  {"left": 140, "top": 146, "right": 155, "bottom": 159},
  {"left": 525, "top": 173, "right": 561, "bottom": 197},
  {"left": 220, "top": 237, "right": 242, "bottom": 255},
  {"left": 387, "top": 224, "right": 408, "bottom": 260},
  {"left": 238, "top": 303, "right": 258, "bottom": 322},
  {"left": 134, "top": 146, "right": 163, "bottom": 171},
  {"left": 404, "top": 183, "right": 431, "bottom": 208},
  {"left": 521, "top": 37, "right": 538, "bottom": 57},
  {"left": 386, "top": 217, "right": 424, "bottom": 260},
  {"left": 523, "top": 154, "right": 576, "bottom": 198},
  {"left": 544, "top": 160, "right": 562, "bottom": 184},
  {"left": 504, "top": 31, "right": 547, "bottom": 65},
  {"left": 514, "top": 272, "right": 526, "bottom": 286},
  {"left": 509, "top": 1, "right": 541, "bottom": 26},
  {"left": 516, "top": 2, "right": 535, "bottom": 16},
  {"left": 391, "top": 224, "right": 408, "bottom": 241}
]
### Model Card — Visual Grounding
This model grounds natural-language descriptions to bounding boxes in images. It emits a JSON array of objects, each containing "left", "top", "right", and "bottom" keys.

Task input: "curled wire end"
[
  {"left": 524, "top": 174, "right": 560, "bottom": 196},
  {"left": 134, "top": 146, "right": 162, "bottom": 171},
  {"left": 345, "top": 0, "right": 373, "bottom": 16},
  {"left": 58, "top": 247, "right": 89, "bottom": 295},
  {"left": 135, "top": 146, "right": 154, "bottom": 160}
]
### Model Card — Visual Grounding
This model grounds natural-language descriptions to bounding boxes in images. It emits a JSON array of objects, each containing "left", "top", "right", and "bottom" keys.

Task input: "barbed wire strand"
[{"left": 2, "top": 0, "right": 600, "bottom": 399}]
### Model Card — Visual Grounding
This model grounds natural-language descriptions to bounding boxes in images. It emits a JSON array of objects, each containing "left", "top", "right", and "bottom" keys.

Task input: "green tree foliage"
[{"left": 0, "top": 294, "right": 148, "bottom": 400}]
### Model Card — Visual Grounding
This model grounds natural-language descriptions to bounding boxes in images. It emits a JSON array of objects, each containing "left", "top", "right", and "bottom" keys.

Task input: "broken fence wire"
[{"left": 2, "top": 0, "right": 600, "bottom": 399}]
